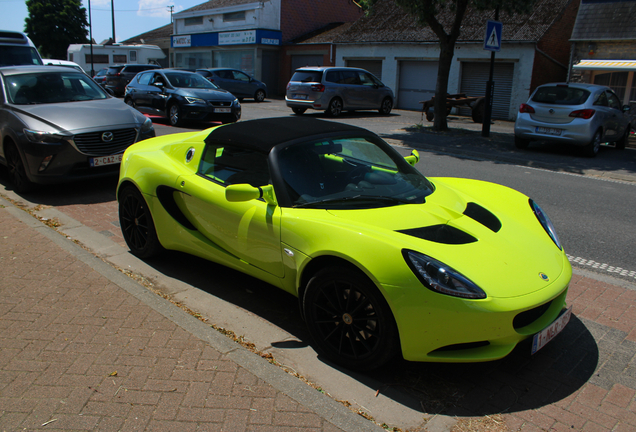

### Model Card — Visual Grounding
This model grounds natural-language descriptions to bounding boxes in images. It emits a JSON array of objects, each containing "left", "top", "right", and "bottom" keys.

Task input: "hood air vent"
[
  {"left": 463, "top": 203, "right": 502, "bottom": 232},
  {"left": 398, "top": 225, "right": 477, "bottom": 245}
]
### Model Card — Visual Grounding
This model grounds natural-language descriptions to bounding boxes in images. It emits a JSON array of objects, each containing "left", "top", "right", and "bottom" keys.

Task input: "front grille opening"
[
  {"left": 73, "top": 128, "right": 138, "bottom": 156},
  {"left": 513, "top": 300, "right": 553, "bottom": 329},
  {"left": 430, "top": 341, "right": 490, "bottom": 353}
]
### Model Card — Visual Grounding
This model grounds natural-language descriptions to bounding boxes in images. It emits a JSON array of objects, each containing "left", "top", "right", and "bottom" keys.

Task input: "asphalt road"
[{"left": 151, "top": 99, "right": 636, "bottom": 283}]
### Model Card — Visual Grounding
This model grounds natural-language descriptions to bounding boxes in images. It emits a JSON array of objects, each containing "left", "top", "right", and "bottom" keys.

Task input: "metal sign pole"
[{"left": 481, "top": 7, "right": 500, "bottom": 138}]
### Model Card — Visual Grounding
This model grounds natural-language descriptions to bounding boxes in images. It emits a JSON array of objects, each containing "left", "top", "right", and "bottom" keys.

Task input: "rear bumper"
[{"left": 514, "top": 115, "right": 596, "bottom": 146}]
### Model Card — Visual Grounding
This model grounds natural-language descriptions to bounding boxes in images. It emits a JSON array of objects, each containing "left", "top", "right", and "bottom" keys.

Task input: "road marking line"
[{"left": 568, "top": 255, "right": 636, "bottom": 279}]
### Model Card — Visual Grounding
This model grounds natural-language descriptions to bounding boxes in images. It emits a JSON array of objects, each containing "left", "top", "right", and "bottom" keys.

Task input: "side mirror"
[
  {"left": 225, "top": 184, "right": 277, "bottom": 205},
  {"left": 154, "top": 82, "right": 164, "bottom": 88},
  {"left": 404, "top": 149, "right": 420, "bottom": 166},
  {"left": 623, "top": 105, "right": 631, "bottom": 112}
]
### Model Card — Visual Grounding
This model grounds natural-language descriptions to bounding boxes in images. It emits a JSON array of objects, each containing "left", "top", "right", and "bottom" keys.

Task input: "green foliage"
[{"left": 24, "top": 0, "right": 89, "bottom": 59}]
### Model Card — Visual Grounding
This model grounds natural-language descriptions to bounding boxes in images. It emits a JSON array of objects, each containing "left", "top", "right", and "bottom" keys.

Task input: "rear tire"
[
  {"left": 292, "top": 107, "right": 307, "bottom": 115},
  {"left": 379, "top": 97, "right": 393, "bottom": 115},
  {"left": 254, "top": 89, "right": 266, "bottom": 102},
  {"left": 125, "top": 98, "right": 135, "bottom": 109},
  {"left": 118, "top": 185, "right": 163, "bottom": 259},
  {"left": 302, "top": 266, "right": 400, "bottom": 371},
  {"left": 326, "top": 98, "right": 343, "bottom": 117},
  {"left": 5, "top": 143, "right": 33, "bottom": 194}
]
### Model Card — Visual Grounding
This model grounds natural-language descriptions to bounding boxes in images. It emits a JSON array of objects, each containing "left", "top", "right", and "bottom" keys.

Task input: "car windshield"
[
  {"left": 276, "top": 136, "right": 434, "bottom": 208},
  {"left": 164, "top": 72, "right": 217, "bottom": 89},
  {"left": 5, "top": 71, "right": 109, "bottom": 104},
  {"left": 532, "top": 86, "right": 590, "bottom": 105},
  {"left": 0, "top": 46, "right": 42, "bottom": 66}
]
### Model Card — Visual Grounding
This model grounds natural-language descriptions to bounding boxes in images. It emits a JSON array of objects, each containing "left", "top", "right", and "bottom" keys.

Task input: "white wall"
[{"left": 336, "top": 42, "right": 537, "bottom": 120}]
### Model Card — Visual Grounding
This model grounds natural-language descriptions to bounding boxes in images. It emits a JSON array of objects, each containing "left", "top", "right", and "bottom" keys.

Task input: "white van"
[
  {"left": 0, "top": 30, "right": 43, "bottom": 66},
  {"left": 42, "top": 59, "right": 86, "bottom": 73}
]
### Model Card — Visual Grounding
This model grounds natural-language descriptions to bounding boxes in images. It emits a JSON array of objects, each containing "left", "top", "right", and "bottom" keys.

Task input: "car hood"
[
  {"left": 311, "top": 177, "right": 568, "bottom": 299},
  {"left": 14, "top": 98, "right": 145, "bottom": 133},
  {"left": 176, "top": 88, "right": 235, "bottom": 101}
]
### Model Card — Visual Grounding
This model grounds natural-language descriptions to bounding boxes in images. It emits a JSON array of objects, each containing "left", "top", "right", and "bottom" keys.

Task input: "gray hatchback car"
[
  {"left": 285, "top": 66, "right": 394, "bottom": 117},
  {"left": 514, "top": 82, "right": 631, "bottom": 157}
]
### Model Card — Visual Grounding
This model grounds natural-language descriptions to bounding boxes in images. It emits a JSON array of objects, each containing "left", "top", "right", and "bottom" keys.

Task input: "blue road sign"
[{"left": 483, "top": 20, "right": 502, "bottom": 52}]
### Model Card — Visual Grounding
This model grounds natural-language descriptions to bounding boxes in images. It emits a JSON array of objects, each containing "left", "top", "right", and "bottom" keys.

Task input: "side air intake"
[{"left": 463, "top": 203, "right": 502, "bottom": 232}]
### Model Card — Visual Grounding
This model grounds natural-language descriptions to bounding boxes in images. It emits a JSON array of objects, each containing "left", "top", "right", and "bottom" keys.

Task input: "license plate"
[
  {"left": 531, "top": 306, "right": 572, "bottom": 355},
  {"left": 294, "top": 94, "right": 307, "bottom": 100},
  {"left": 214, "top": 108, "right": 232, "bottom": 113},
  {"left": 89, "top": 154, "right": 123, "bottom": 167},
  {"left": 536, "top": 127, "right": 562, "bottom": 136}
]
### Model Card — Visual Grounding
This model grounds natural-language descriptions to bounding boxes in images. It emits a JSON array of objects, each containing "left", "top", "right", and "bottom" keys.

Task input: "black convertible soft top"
[{"left": 204, "top": 117, "right": 371, "bottom": 153}]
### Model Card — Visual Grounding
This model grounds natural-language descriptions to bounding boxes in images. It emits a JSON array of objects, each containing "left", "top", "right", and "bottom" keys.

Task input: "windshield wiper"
[{"left": 295, "top": 195, "right": 417, "bottom": 208}]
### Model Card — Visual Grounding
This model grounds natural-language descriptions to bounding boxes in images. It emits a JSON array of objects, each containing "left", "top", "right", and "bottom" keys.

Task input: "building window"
[
  {"left": 223, "top": 11, "right": 245, "bottom": 22},
  {"left": 175, "top": 51, "right": 212, "bottom": 69},
  {"left": 129, "top": 51, "right": 137, "bottom": 62},
  {"left": 185, "top": 17, "right": 203, "bottom": 26},
  {"left": 85, "top": 54, "right": 109, "bottom": 64},
  {"left": 213, "top": 50, "right": 254, "bottom": 76},
  {"left": 113, "top": 55, "right": 126, "bottom": 63}
]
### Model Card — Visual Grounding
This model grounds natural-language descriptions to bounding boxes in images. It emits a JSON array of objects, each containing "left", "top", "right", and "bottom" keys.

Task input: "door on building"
[
  {"left": 460, "top": 62, "right": 514, "bottom": 120},
  {"left": 262, "top": 50, "right": 279, "bottom": 95},
  {"left": 346, "top": 60, "right": 383, "bottom": 80},
  {"left": 291, "top": 55, "right": 324, "bottom": 72},
  {"left": 397, "top": 61, "right": 439, "bottom": 111}
]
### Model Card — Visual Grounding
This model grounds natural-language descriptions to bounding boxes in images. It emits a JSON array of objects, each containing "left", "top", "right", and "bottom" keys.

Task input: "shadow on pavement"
[{"left": 138, "top": 249, "right": 598, "bottom": 418}]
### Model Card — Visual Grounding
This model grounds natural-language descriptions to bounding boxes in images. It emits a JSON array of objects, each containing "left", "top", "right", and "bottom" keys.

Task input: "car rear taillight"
[
  {"left": 519, "top": 103, "right": 535, "bottom": 114},
  {"left": 311, "top": 84, "right": 325, "bottom": 92},
  {"left": 569, "top": 109, "right": 595, "bottom": 119}
]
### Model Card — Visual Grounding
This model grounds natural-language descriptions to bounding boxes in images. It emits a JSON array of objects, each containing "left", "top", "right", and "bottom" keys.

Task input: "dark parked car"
[
  {"left": 0, "top": 66, "right": 155, "bottom": 193},
  {"left": 285, "top": 66, "right": 394, "bottom": 116},
  {"left": 196, "top": 68, "right": 267, "bottom": 102},
  {"left": 104, "top": 64, "right": 161, "bottom": 96},
  {"left": 93, "top": 67, "right": 108, "bottom": 86},
  {"left": 124, "top": 69, "right": 241, "bottom": 126}
]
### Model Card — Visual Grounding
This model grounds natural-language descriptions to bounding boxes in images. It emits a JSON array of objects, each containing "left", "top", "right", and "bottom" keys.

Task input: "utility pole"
[
  {"left": 111, "top": 0, "right": 116, "bottom": 43},
  {"left": 168, "top": 5, "right": 174, "bottom": 23},
  {"left": 88, "top": 0, "right": 94, "bottom": 76}
]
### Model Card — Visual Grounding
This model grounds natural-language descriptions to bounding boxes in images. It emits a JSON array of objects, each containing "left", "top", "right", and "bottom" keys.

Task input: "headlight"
[
  {"left": 140, "top": 117, "right": 154, "bottom": 133},
  {"left": 184, "top": 96, "right": 204, "bottom": 104},
  {"left": 530, "top": 200, "right": 562, "bottom": 250},
  {"left": 404, "top": 250, "right": 486, "bottom": 299},
  {"left": 24, "top": 129, "right": 64, "bottom": 144},
  {"left": 234, "top": 98, "right": 240, "bottom": 106}
]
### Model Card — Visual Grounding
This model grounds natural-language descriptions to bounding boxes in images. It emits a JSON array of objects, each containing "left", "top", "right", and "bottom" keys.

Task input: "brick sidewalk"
[{"left": 0, "top": 198, "right": 380, "bottom": 432}]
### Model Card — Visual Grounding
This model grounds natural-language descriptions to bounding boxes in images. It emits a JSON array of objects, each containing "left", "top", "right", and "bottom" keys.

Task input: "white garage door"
[
  {"left": 460, "top": 62, "right": 514, "bottom": 119},
  {"left": 397, "top": 61, "right": 439, "bottom": 110},
  {"left": 346, "top": 60, "right": 383, "bottom": 80}
]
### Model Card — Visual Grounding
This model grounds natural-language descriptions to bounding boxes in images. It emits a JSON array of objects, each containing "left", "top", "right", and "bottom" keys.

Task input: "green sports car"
[{"left": 117, "top": 117, "right": 572, "bottom": 370}]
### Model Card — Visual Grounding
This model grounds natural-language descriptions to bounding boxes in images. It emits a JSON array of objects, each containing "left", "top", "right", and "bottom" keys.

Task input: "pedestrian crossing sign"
[{"left": 484, "top": 20, "right": 502, "bottom": 52}]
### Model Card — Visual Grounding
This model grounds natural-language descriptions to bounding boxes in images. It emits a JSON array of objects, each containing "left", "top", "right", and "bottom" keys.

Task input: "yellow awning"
[{"left": 573, "top": 60, "right": 636, "bottom": 71}]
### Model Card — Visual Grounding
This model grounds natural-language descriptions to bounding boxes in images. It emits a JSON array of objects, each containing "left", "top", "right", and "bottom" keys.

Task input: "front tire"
[
  {"left": 379, "top": 97, "right": 393, "bottom": 115},
  {"left": 168, "top": 103, "right": 182, "bottom": 127},
  {"left": 584, "top": 129, "right": 602, "bottom": 157},
  {"left": 615, "top": 125, "right": 630, "bottom": 150},
  {"left": 254, "top": 89, "right": 266, "bottom": 102},
  {"left": 326, "top": 98, "right": 343, "bottom": 117},
  {"left": 302, "top": 266, "right": 400, "bottom": 371},
  {"left": 5, "top": 143, "right": 33, "bottom": 194},
  {"left": 118, "top": 185, "right": 163, "bottom": 259}
]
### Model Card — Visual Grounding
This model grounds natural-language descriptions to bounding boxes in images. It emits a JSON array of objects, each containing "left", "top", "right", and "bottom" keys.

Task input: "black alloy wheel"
[
  {"left": 379, "top": 97, "right": 393, "bottom": 115},
  {"left": 585, "top": 129, "right": 602, "bottom": 157},
  {"left": 302, "top": 266, "right": 400, "bottom": 371},
  {"left": 326, "top": 98, "right": 343, "bottom": 117},
  {"left": 118, "top": 186, "right": 163, "bottom": 258},
  {"left": 5, "top": 143, "right": 33, "bottom": 194},
  {"left": 169, "top": 103, "right": 182, "bottom": 127}
]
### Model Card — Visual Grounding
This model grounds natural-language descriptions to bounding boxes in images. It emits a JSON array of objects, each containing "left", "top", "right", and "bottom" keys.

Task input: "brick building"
[
  {"left": 296, "top": 0, "right": 580, "bottom": 120},
  {"left": 569, "top": 0, "right": 636, "bottom": 106},
  {"left": 168, "top": 0, "right": 362, "bottom": 95}
]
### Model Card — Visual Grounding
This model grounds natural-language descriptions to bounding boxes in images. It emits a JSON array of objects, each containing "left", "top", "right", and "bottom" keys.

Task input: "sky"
[{"left": 2, "top": 0, "right": 206, "bottom": 46}]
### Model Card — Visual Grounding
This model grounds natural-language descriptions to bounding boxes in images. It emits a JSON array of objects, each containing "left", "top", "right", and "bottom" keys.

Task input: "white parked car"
[{"left": 514, "top": 82, "right": 631, "bottom": 157}]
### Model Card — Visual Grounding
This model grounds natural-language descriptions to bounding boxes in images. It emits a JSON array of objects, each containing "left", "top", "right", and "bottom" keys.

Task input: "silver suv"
[{"left": 285, "top": 67, "right": 394, "bottom": 116}]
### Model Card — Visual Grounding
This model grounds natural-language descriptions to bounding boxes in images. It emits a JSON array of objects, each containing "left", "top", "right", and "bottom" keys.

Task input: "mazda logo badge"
[{"left": 101, "top": 132, "right": 114, "bottom": 142}]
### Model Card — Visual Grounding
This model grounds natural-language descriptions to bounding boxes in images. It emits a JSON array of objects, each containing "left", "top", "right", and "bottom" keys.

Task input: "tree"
[
  {"left": 25, "top": 0, "right": 89, "bottom": 59},
  {"left": 375, "top": 0, "right": 533, "bottom": 131}
]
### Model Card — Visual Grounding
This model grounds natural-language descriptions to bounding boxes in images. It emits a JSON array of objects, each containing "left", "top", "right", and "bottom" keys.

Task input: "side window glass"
[
  {"left": 607, "top": 91, "right": 621, "bottom": 109},
  {"left": 137, "top": 72, "right": 152, "bottom": 85},
  {"left": 199, "top": 145, "right": 270, "bottom": 187},
  {"left": 360, "top": 73, "right": 375, "bottom": 86},
  {"left": 341, "top": 70, "right": 360, "bottom": 85},
  {"left": 593, "top": 92, "right": 608, "bottom": 107},
  {"left": 325, "top": 71, "right": 340, "bottom": 83},
  {"left": 234, "top": 71, "right": 250, "bottom": 81}
]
